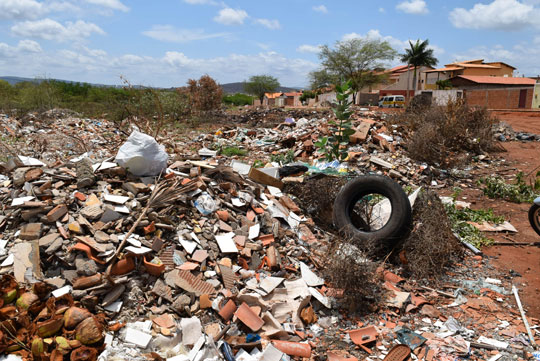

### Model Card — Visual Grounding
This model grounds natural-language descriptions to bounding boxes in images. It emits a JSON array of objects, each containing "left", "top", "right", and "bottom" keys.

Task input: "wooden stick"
[
  {"left": 512, "top": 285, "right": 537, "bottom": 349},
  {"left": 420, "top": 285, "right": 456, "bottom": 298}
]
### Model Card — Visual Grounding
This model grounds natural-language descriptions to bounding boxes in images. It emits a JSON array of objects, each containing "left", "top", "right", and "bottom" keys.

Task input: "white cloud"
[
  {"left": 11, "top": 19, "right": 105, "bottom": 42},
  {"left": 17, "top": 39, "right": 42, "bottom": 53},
  {"left": 0, "top": 46, "right": 317, "bottom": 87},
  {"left": 0, "top": 40, "right": 42, "bottom": 58},
  {"left": 396, "top": 0, "right": 428, "bottom": 14},
  {"left": 428, "top": 44, "right": 445, "bottom": 57},
  {"left": 254, "top": 18, "right": 281, "bottom": 30},
  {"left": 45, "top": 1, "right": 82, "bottom": 13},
  {"left": 142, "top": 25, "right": 229, "bottom": 42},
  {"left": 161, "top": 51, "right": 317, "bottom": 85},
  {"left": 213, "top": 8, "right": 248, "bottom": 25},
  {"left": 449, "top": 0, "right": 540, "bottom": 30},
  {"left": 341, "top": 30, "right": 445, "bottom": 63},
  {"left": 84, "top": 0, "right": 129, "bottom": 12},
  {"left": 453, "top": 41, "right": 540, "bottom": 76},
  {"left": 342, "top": 30, "right": 409, "bottom": 50},
  {"left": 0, "top": 0, "right": 44, "bottom": 20},
  {"left": 312, "top": 5, "right": 328, "bottom": 13},
  {"left": 379, "top": 7, "right": 386, "bottom": 13},
  {"left": 256, "top": 42, "right": 271, "bottom": 50},
  {"left": 297, "top": 44, "right": 321, "bottom": 53}
]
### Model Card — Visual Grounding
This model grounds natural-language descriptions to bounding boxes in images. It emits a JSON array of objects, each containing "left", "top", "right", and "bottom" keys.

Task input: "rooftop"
[{"left": 454, "top": 75, "right": 536, "bottom": 85}]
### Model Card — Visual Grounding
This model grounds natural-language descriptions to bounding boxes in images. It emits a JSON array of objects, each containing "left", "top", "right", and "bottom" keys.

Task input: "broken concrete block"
[
  {"left": 124, "top": 327, "right": 152, "bottom": 348},
  {"left": 20, "top": 223, "right": 42, "bottom": 240},
  {"left": 76, "top": 158, "right": 96, "bottom": 189},
  {"left": 80, "top": 204, "right": 103, "bottom": 221},
  {"left": 46, "top": 204, "right": 68, "bottom": 222},
  {"left": 180, "top": 317, "right": 202, "bottom": 346}
]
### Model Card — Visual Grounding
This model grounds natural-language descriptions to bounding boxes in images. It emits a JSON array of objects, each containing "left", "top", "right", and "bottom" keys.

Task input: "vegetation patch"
[
  {"left": 270, "top": 149, "right": 295, "bottom": 165},
  {"left": 221, "top": 146, "right": 247, "bottom": 157},
  {"left": 222, "top": 93, "right": 254, "bottom": 106},
  {"left": 324, "top": 240, "right": 383, "bottom": 313},
  {"left": 480, "top": 171, "right": 540, "bottom": 203},
  {"left": 443, "top": 200, "right": 504, "bottom": 248},
  {"left": 392, "top": 100, "right": 498, "bottom": 167},
  {"left": 396, "top": 190, "right": 463, "bottom": 279}
]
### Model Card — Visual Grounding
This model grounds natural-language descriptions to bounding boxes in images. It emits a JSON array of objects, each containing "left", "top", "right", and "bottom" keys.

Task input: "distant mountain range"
[
  {"left": 0, "top": 76, "right": 118, "bottom": 88},
  {"left": 0, "top": 76, "right": 301, "bottom": 93}
]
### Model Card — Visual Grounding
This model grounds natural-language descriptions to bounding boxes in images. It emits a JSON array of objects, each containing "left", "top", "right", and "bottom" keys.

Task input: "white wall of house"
[
  {"left": 317, "top": 91, "right": 354, "bottom": 104},
  {"left": 415, "top": 89, "right": 464, "bottom": 105},
  {"left": 425, "top": 71, "right": 451, "bottom": 89},
  {"left": 382, "top": 66, "right": 432, "bottom": 92}
]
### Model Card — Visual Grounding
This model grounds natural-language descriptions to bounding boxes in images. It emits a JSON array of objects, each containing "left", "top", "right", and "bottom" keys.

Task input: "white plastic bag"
[{"left": 115, "top": 131, "right": 168, "bottom": 176}]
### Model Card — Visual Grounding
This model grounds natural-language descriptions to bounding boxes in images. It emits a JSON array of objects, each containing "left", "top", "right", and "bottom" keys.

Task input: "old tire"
[
  {"left": 529, "top": 204, "right": 540, "bottom": 237},
  {"left": 332, "top": 175, "right": 412, "bottom": 247}
]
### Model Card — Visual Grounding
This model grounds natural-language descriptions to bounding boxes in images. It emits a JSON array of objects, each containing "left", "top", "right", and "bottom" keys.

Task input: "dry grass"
[
  {"left": 323, "top": 238, "right": 384, "bottom": 313},
  {"left": 284, "top": 175, "right": 347, "bottom": 231},
  {"left": 391, "top": 100, "right": 498, "bottom": 167},
  {"left": 394, "top": 190, "right": 463, "bottom": 279}
]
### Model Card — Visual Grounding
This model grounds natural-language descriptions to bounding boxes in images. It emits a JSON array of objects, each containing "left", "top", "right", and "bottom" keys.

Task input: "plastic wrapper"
[{"left": 115, "top": 131, "right": 168, "bottom": 176}]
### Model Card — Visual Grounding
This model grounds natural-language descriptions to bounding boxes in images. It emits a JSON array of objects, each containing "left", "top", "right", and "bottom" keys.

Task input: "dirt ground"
[
  {"left": 466, "top": 111, "right": 540, "bottom": 318},
  {"left": 492, "top": 109, "right": 540, "bottom": 134}
]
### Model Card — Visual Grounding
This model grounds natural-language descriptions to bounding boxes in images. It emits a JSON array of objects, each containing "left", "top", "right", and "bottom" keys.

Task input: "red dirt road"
[
  {"left": 473, "top": 112, "right": 540, "bottom": 318},
  {"left": 492, "top": 110, "right": 540, "bottom": 134}
]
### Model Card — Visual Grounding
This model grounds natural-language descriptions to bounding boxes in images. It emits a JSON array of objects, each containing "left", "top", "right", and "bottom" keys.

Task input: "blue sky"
[{"left": 0, "top": 0, "right": 539, "bottom": 87}]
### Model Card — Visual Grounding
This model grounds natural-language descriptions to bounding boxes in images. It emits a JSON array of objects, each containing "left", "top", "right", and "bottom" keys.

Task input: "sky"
[{"left": 1, "top": 0, "right": 540, "bottom": 87}]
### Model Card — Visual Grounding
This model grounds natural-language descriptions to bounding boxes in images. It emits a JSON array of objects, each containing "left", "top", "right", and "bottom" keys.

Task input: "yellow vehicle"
[{"left": 378, "top": 95, "right": 405, "bottom": 108}]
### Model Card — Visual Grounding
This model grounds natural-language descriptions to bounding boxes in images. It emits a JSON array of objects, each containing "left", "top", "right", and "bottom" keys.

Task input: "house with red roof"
[
  {"left": 448, "top": 75, "right": 535, "bottom": 109},
  {"left": 423, "top": 59, "right": 515, "bottom": 90},
  {"left": 378, "top": 65, "right": 434, "bottom": 99}
]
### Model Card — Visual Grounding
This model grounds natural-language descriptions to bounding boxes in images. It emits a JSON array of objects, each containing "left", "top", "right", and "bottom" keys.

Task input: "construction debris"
[{"left": 0, "top": 108, "right": 538, "bottom": 361}]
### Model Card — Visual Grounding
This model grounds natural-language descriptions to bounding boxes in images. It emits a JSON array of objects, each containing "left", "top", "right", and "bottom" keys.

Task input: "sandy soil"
[
  {"left": 465, "top": 129, "right": 540, "bottom": 318},
  {"left": 492, "top": 110, "right": 540, "bottom": 134}
]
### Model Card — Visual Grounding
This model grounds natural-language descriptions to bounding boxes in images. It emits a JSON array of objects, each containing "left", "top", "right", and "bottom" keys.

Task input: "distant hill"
[
  {"left": 0, "top": 76, "right": 119, "bottom": 87},
  {"left": 0, "top": 76, "right": 301, "bottom": 92},
  {"left": 0, "top": 76, "right": 41, "bottom": 85},
  {"left": 220, "top": 82, "right": 300, "bottom": 94}
]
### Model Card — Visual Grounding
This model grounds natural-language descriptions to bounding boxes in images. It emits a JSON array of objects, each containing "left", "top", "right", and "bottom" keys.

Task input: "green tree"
[
  {"left": 400, "top": 39, "right": 438, "bottom": 96},
  {"left": 0, "top": 80, "right": 15, "bottom": 112},
  {"left": 436, "top": 79, "right": 452, "bottom": 90},
  {"left": 243, "top": 75, "right": 280, "bottom": 103},
  {"left": 308, "top": 69, "right": 340, "bottom": 90},
  {"left": 317, "top": 38, "right": 397, "bottom": 102}
]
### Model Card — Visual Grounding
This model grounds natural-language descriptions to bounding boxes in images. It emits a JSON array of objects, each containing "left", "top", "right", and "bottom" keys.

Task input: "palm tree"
[{"left": 401, "top": 39, "right": 438, "bottom": 101}]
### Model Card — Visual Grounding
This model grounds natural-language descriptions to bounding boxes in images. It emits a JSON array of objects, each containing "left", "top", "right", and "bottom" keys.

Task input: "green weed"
[
  {"left": 314, "top": 80, "right": 355, "bottom": 162},
  {"left": 270, "top": 149, "right": 295, "bottom": 165},
  {"left": 221, "top": 146, "right": 247, "bottom": 157},
  {"left": 444, "top": 203, "right": 504, "bottom": 248},
  {"left": 480, "top": 171, "right": 540, "bottom": 203}
]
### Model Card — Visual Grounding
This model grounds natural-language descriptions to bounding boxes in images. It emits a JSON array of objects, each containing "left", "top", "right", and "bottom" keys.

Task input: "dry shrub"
[
  {"left": 284, "top": 175, "right": 347, "bottom": 231},
  {"left": 324, "top": 239, "right": 383, "bottom": 313},
  {"left": 186, "top": 74, "right": 223, "bottom": 113},
  {"left": 395, "top": 190, "right": 463, "bottom": 279},
  {"left": 394, "top": 100, "right": 497, "bottom": 167}
]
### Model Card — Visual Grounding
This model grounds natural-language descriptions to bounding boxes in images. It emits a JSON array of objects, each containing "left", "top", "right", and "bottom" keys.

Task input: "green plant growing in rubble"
[
  {"left": 221, "top": 146, "right": 247, "bottom": 157},
  {"left": 270, "top": 149, "right": 295, "bottom": 165},
  {"left": 480, "top": 171, "right": 540, "bottom": 203},
  {"left": 444, "top": 203, "right": 505, "bottom": 248},
  {"left": 314, "top": 80, "right": 356, "bottom": 162}
]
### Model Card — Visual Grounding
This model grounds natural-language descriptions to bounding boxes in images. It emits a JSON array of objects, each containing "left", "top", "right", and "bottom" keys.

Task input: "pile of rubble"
[
  {"left": 0, "top": 110, "right": 538, "bottom": 361},
  {"left": 493, "top": 122, "right": 540, "bottom": 142}
]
